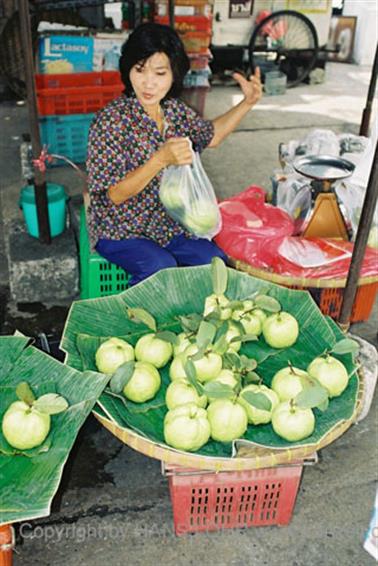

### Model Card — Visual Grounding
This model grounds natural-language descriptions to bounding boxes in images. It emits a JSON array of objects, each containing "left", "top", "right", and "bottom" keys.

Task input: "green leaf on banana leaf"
[
  {"left": 109, "top": 361, "right": 136, "bottom": 393},
  {"left": 331, "top": 338, "right": 360, "bottom": 356},
  {"left": 203, "top": 381, "right": 235, "bottom": 399},
  {"left": 254, "top": 295, "right": 281, "bottom": 313},
  {"left": 241, "top": 391, "right": 272, "bottom": 412},
  {"left": 211, "top": 256, "right": 228, "bottom": 295},
  {"left": 126, "top": 307, "right": 157, "bottom": 331}
]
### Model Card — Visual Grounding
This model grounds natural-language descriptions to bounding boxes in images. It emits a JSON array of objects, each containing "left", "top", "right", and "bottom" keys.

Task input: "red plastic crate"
[
  {"left": 36, "top": 71, "right": 124, "bottom": 115},
  {"left": 291, "top": 282, "right": 378, "bottom": 323},
  {"left": 165, "top": 463, "right": 304, "bottom": 535}
]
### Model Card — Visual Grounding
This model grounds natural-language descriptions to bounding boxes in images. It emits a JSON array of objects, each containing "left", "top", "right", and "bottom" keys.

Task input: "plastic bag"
[
  {"left": 160, "top": 150, "right": 222, "bottom": 240},
  {"left": 214, "top": 186, "right": 295, "bottom": 269},
  {"left": 214, "top": 186, "right": 378, "bottom": 280},
  {"left": 334, "top": 122, "right": 378, "bottom": 247},
  {"left": 277, "top": 237, "right": 351, "bottom": 268},
  {"left": 275, "top": 173, "right": 312, "bottom": 234}
]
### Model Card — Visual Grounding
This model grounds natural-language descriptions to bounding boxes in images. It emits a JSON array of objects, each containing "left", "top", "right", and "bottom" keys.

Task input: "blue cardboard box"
[{"left": 39, "top": 35, "right": 94, "bottom": 74}]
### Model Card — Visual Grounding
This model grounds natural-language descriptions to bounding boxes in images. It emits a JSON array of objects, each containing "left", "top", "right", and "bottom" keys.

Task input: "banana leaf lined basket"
[
  {"left": 60, "top": 265, "right": 363, "bottom": 472},
  {"left": 0, "top": 335, "right": 109, "bottom": 526}
]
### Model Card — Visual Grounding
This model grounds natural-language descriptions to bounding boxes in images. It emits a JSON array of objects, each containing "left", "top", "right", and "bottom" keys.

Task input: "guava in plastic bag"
[{"left": 160, "top": 151, "right": 222, "bottom": 240}]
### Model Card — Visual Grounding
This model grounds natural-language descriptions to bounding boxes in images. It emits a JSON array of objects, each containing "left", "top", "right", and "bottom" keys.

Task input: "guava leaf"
[
  {"left": 212, "top": 335, "right": 229, "bottom": 355},
  {"left": 155, "top": 331, "right": 179, "bottom": 345},
  {"left": 214, "top": 321, "right": 229, "bottom": 343},
  {"left": 127, "top": 308, "right": 157, "bottom": 332},
  {"left": 184, "top": 359, "right": 203, "bottom": 396},
  {"left": 33, "top": 394, "right": 69, "bottom": 415},
  {"left": 296, "top": 381, "right": 329, "bottom": 410},
  {"left": 237, "top": 334, "right": 259, "bottom": 343},
  {"left": 239, "top": 355, "right": 257, "bottom": 370},
  {"left": 189, "top": 346, "right": 207, "bottom": 361},
  {"left": 241, "top": 391, "right": 272, "bottom": 411},
  {"left": 211, "top": 257, "right": 228, "bottom": 295},
  {"left": 203, "top": 381, "right": 235, "bottom": 399},
  {"left": 228, "top": 300, "right": 244, "bottom": 310},
  {"left": 331, "top": 338, "right": 360, "bottom": 356},
  {"left": 229, "top": 336, "right": 242, "bottom": 344},
  {"left": 254, "top": 295, "right": 281, "bottom": 313},
  {"left": 196, "top": 321, "right": 217, "bottom": 350},
  {"left": 16, "top": 382, "right": 35, "bottom": 405},
  {"left": 243, "top": 371, "right": 261, "bottom": 385},
  {"left": 178, "top": 313, "right": 202, "bottom": 333},
  {"left": 109, "top": 361, "right": 135, "bottom": 393},
  {"left": 230, "top": 320, "right": 244, "bottom": 335},
  {"left": 223, "top": 352, "right": 241, "bottom": 370},
  {"left": 204, "top": 309, "right": 222, "bottom": 322}
]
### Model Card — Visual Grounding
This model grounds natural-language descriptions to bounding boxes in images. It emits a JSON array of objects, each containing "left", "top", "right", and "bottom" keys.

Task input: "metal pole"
[
  {"left": 360, "top": 43, "right": 378, "bottom": 137},
  {"left": 18, "top": 0, "right": 51, "bottom": 244},
  {"left": 338, "top": 141, "right": 378, "bottom": 328},
  {"left": 168, "top": 0, "right": 174, "bottom": 27}
]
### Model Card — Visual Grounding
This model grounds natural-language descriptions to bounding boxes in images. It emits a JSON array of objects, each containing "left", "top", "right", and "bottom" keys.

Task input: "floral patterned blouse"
[{"left": 86, "top": 94, "right": 214, "bottom": 249}]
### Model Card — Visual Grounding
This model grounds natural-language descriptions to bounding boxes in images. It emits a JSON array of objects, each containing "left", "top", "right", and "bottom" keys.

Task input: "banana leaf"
[
  {"left": 60, "top": 265, "right": 359, "bottom": 458},
  {"left": 0, "top": 336, "right": 109, "bottom": 526}
]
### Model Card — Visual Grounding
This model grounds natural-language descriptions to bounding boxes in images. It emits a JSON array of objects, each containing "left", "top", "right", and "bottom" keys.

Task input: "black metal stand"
[
  {"left": 338, "top": 142, "right": 378, "bottom": 327},
  {"left": 360, "top": 43, "right": 378, "bottom": 137},
  {"left": 19, "top": 0, "right": 51, "bottom": 244}
]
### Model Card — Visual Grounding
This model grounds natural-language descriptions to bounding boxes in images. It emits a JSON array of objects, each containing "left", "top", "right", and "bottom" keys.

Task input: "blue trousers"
[{"left": 96, "top": 234, "right": 228, "bottom": 286}]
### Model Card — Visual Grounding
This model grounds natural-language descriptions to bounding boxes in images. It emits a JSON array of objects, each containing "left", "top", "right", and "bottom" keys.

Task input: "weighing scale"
[{"left": 293, "top": 155, "right": 355, "bottom": 240}]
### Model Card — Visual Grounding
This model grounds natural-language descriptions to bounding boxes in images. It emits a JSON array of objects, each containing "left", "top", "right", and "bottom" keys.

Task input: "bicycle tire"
[{"left": 248, "top": 10, "right": 319, "bottom": 88}]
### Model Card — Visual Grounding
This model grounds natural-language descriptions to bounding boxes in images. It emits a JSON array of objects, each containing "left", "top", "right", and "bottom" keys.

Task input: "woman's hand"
[
  {"left": 157, "top": 137, "right": 193, "bottom": 167},
  {"left": 232, "top": 67, "right": 262, "bottom": 107}
]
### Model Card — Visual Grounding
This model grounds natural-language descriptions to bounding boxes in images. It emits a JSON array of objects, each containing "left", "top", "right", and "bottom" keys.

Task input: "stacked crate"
[
  {"left": 36, "top": 70, "right": 124, "bottom": 163},
  {"left": 154, "top": 1, "right": 213, "bottom": 115},
  {"left": 36, "top": 31, "right": 126, "bottom": 164}
]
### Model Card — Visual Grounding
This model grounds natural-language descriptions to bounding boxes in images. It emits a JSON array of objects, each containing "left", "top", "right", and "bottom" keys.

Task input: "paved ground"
[{"left": 0, "top": 61, "right": 377, "bottom": 565}]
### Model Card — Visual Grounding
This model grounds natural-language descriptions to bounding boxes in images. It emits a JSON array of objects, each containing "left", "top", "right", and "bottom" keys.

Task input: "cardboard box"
[
  {"left": 39, "top": 35, "right": 94, "bottom": 74},
  {"left": 93, "top": 33, "right": 129, "bottom": 72}
]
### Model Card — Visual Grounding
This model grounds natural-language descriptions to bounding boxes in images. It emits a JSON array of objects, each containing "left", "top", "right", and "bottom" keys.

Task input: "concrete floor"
[{"left": 0, "top": 61, "right": 377, "bottom": 565}]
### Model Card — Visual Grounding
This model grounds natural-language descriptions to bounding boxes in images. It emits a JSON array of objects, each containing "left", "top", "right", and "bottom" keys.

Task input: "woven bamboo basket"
[
  {"left": 230, "top": 258, "right": 378, "bottom": 323},
  {"left": 93, "top": 369, "right": 365, "bottom": 473}
]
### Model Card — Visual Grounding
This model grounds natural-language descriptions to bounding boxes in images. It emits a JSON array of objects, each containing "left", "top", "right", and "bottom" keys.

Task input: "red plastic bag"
[
  {"left": 215, "top": 186, "right": 294, "bottom": 270},
  {"left": 215, "top": 186, "right": 378, "bottom": 280}
]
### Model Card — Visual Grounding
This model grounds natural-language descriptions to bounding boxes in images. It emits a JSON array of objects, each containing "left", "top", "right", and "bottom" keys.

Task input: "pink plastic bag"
[
  {"left": 215, "top": 186, "right": 378, "bottom": 280},
  {"left": 215, "top": 186, "right": 294, "bottom": 269}
]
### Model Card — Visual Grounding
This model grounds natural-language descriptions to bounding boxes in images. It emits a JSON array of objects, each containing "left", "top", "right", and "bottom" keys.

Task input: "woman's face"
[{"left": 130, "top": 52, "right": 173, "bottom": 109}]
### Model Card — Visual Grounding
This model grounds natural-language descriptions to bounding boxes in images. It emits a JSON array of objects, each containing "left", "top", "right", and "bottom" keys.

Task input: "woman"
[{"left": 87, "top": 23, "right": 261, "bottom": 286}]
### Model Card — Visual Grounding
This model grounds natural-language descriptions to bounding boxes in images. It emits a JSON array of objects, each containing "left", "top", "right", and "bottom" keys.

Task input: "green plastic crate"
[{"left": 79, "top": 206, "right": 130, "bottom": 299}]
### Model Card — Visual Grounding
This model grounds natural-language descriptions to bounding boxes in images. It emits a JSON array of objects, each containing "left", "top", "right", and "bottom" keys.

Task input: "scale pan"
[{"left": 293, "top": 155, "right": 355, "bottom": 181}]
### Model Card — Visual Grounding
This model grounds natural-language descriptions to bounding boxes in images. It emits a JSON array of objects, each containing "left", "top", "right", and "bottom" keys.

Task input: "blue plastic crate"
[{"left": 39, "top": 113, "right": 95, "bottom": 163}]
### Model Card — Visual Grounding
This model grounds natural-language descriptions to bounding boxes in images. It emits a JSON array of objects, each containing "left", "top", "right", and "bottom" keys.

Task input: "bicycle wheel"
[{"left": 248, "top": 10, "right": 319, "bottom": 88}]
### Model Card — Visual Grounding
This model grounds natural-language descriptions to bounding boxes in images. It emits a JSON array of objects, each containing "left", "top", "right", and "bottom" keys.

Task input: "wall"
[{"left": 343, "top": 0, "right": 378, "bottom": 64}]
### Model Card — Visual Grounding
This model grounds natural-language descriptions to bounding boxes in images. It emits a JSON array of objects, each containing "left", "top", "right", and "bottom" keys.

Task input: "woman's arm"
[
  {"left": 208, "top": 68, "right": 262, "bottom": 148},
  {"left": 108, "top": 137, "right": 192, "bottom": 205}
]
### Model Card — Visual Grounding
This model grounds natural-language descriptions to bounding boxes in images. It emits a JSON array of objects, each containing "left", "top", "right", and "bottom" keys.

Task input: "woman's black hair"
[{"left": 119, "top": 23, "right": 190, "bottom": 98}]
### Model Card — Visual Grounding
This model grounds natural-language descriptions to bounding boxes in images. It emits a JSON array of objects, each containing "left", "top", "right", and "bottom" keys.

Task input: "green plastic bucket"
[{"left": 20, "top": 183, "right": 68, "bottom": 238}]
